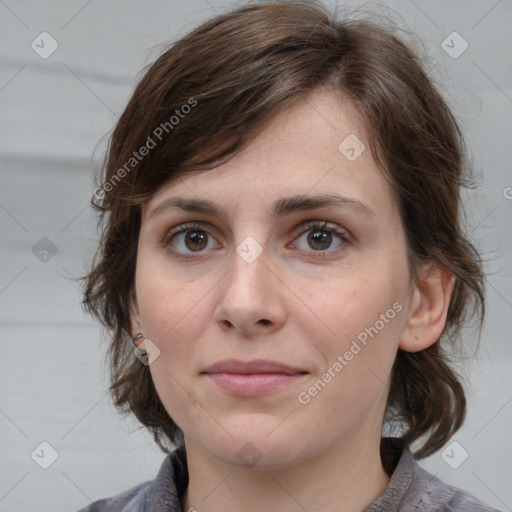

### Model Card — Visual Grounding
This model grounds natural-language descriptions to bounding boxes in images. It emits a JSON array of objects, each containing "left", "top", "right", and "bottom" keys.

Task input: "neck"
[{"left": 182, "top": 432, "right": 391, "bottom": 512}]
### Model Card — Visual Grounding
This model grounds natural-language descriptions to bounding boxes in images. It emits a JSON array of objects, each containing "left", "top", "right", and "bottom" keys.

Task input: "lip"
[
  {"left": 201, "top": 359, "right": 308, "bottom": 397},
  {"left": 202, "top": 358, "right": 307, "bottom": 375}
]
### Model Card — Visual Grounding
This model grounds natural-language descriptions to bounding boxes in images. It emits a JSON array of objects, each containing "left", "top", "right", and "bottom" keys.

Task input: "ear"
[
  {"left": 129, "top": 292, "right": 146, "bottom": 350},
  {"left": 399, "top": 263, "right": 455, "bottom": 353}
]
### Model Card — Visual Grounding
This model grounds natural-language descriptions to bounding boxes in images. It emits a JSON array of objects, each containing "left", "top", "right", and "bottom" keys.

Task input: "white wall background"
[{"left": 0, "top": 1, "right": 511, "bottom": 511}]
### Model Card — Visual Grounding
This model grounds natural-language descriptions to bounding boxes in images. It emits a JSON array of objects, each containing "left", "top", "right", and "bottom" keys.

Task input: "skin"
[{"left": 130, "top": 89, "right": 454, "bottom": 512}]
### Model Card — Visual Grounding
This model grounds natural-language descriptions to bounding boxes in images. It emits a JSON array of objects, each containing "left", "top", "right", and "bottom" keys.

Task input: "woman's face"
[{"left": 132, "top": 90, "right": 417, "bottom": 469}]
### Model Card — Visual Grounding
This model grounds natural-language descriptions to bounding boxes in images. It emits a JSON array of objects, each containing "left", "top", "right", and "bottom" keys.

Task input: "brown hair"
[{"left": 83, "top": 0, "right": 485, "bottom": 459}]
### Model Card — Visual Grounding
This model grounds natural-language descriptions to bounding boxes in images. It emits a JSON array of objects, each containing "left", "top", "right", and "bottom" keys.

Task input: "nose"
[{"left": 213, "top": 243, "right": 286, "bottom": 337}]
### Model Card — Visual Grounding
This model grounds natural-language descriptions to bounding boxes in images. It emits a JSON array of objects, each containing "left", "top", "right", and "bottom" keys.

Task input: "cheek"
[
  {"left": 298, "top": 268, "right": 406, "bottom": 349},
  {"left": 296, "top": 266, "right": 408, "bottom": 401},
  {"left": 135, "top": 247, "right": 203, "bottom": 340},
  {"left": 294, "top": 294, "right": 405, "bottom": 441},
  {"left": 135, "top": 265, "right": 210, "bottom": 432}
]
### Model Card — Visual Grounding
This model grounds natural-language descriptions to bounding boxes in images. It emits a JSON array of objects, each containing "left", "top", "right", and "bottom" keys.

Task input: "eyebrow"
[{"left": 147, "top": 193, "right": 375, "bottom": 221}]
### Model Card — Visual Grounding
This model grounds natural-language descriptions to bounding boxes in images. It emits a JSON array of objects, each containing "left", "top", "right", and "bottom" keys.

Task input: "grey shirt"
[{"left": 76, "top": 437, "right": 501, "bottom": 511}]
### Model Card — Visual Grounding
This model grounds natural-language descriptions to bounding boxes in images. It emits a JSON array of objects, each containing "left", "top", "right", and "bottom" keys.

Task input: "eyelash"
[{"left": 163, "top": 220, "right": 351, "bottom": 261}]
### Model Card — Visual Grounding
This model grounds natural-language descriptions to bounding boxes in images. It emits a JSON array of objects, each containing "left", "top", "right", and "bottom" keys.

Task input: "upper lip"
[{"left": 201, "top": 359, "right": 308, "bottom": 375}]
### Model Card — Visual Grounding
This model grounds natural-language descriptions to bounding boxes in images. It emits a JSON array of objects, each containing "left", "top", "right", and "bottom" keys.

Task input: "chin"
[
  {"left": 199, "top": 419, "right": 307, "bottom": 471},
  {"left": 216, "top": 442, "right": 300, "bottom": 471}
]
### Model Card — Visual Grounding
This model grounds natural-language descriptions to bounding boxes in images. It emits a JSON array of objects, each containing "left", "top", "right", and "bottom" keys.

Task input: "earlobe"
[
  {"left": 399, "top": 264, "right": 455, "bottom": 353},
  {"left": 129, "top": 307, "right": 147, "bottom": 351}
]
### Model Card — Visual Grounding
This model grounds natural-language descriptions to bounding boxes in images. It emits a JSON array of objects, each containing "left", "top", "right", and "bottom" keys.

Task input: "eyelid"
[
  {"left": 162, "top": 221, "right": 218, "bottom": 245},
  {"left": 291, "top": 219, "right": 350, "bottom": 240}
]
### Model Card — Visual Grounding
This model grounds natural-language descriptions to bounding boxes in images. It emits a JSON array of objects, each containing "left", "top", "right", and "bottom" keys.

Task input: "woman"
[{"left": 79, "top": 1, "right": 500, "bottom": 510}]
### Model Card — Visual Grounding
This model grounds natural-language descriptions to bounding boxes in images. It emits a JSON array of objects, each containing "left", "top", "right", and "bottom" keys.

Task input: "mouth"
[{"left": 201, "top": 359, "right": 309, "bottom": 397}]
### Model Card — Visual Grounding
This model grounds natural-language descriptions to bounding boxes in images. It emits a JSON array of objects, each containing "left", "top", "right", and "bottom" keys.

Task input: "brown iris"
[
  {"left": 185, "top": 230, "right": 208, "bottom": 251},
  {"left": 308, "top": 229, "right": 332, "bottom": 251}
]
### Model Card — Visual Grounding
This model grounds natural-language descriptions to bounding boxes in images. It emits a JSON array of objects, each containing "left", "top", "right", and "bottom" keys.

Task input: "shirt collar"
[
  {"left": 363, "top": 437, "right": 417, "bottom": 511},
  {"left": 143, "top": 437, "right": 413, "bottom": 512}
]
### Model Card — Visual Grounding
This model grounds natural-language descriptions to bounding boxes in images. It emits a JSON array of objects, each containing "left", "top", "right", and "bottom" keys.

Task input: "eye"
[
  {"left": 289, "top": 220, "right": 350, "bottom": 257},
  {"left": 164, "top": 223, "right": 220, "bottom": 260},
  {"left": 163, "top": 220, "right": 351, "bottom": 261}
]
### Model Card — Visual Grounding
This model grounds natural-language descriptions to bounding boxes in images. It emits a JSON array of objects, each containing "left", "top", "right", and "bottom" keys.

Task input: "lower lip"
[{"left": 205, "top": 372, "right": 307, "bottom": 396}]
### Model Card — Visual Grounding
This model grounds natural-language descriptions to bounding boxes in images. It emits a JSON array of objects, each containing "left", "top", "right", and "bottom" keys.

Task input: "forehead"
[{"left": 144, "top": 90, "right": 396, "bottom": 220}]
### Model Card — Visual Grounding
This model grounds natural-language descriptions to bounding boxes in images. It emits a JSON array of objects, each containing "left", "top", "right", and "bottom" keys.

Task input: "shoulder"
[
  {"left": 411, "top": 464, "right": 503, "bottom": 512},
  {"left": 74, "top": 446, "right": 188, "bottom": 512},
  {"left": 366, "top": 438, "right": 502, "bottom": 512},
  {"left": 74, "top": 480, "right": 150, "bottom": 512}
]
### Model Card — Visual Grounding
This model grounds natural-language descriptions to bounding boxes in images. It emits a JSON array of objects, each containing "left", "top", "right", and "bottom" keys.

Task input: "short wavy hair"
[{"left": 82, "top": 0, "right": 485, "bottom": 459}]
